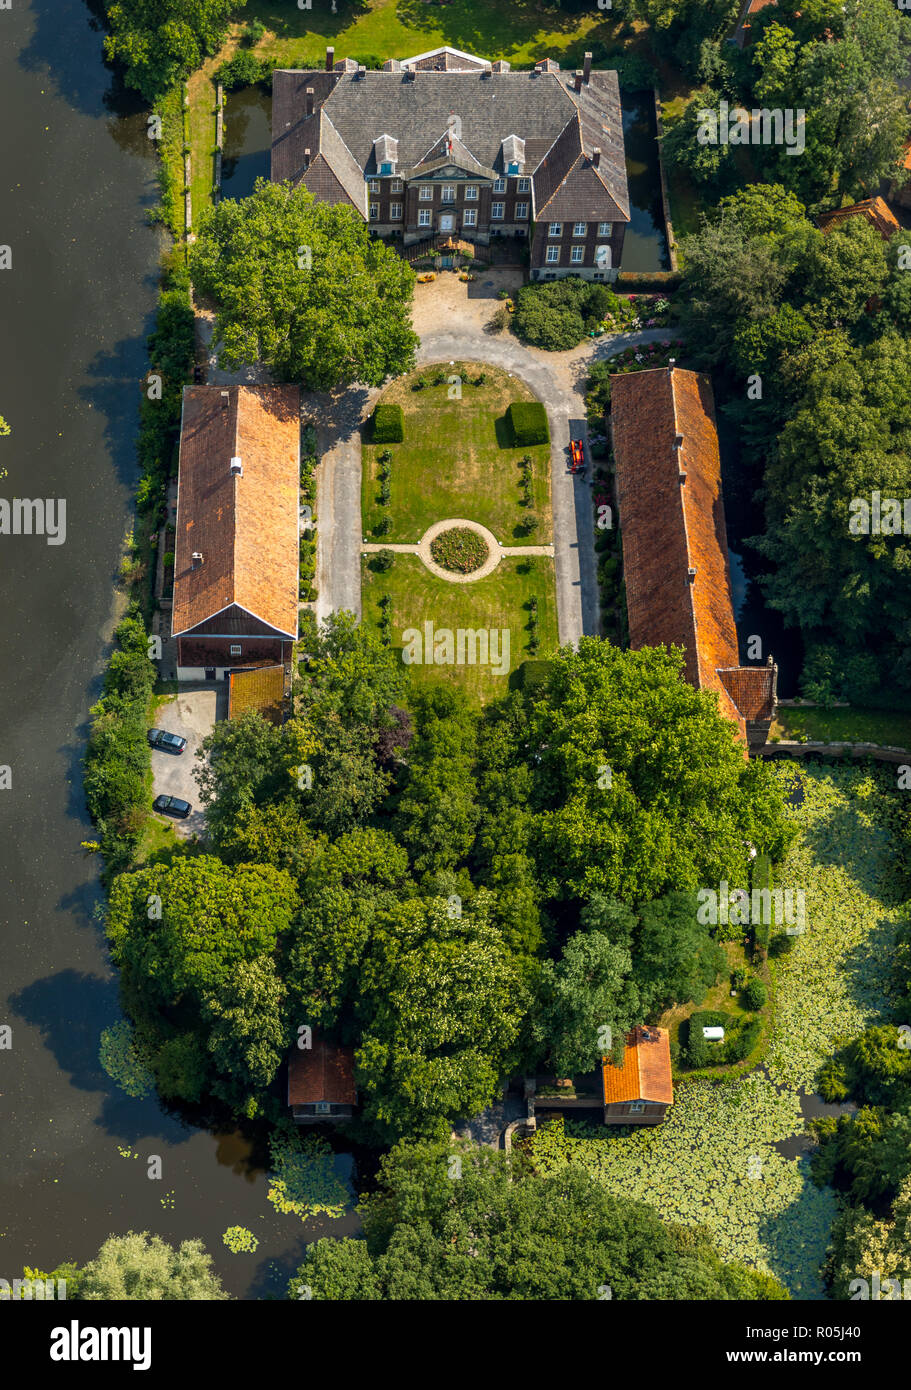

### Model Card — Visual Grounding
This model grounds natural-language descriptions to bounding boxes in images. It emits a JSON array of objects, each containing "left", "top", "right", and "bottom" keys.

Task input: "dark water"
[
  {"left": 220, "top": 86, "right": 272, "bottom": 201},
  {"left": 620, "top": 91, "right": 671, "bottom": 274},
  {"left": 0, "top": 0, "right": 357, "bottom": 1298}
]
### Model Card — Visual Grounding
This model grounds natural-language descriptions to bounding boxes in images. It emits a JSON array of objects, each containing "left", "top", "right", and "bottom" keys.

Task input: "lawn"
[
  {"left": 363, "top": 364, "right": 552, "bottom": 544},
  {"left": 361, "top": 552, "right": 558, "bottom": 705},
  {"left": 770, "top": 705, "right": 911, "bottom": 749},
  {"left": 659, "top": 939, "right": 771, "bottom": 1081}
]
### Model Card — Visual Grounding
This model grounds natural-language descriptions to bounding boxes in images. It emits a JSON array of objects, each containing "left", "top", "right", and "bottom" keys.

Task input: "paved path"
[
  {"left": 199, "top": 272, "right": 680, "bottom": 642},
  {"left": 363, "top": 517, "right": 553, "bottom": 582}
]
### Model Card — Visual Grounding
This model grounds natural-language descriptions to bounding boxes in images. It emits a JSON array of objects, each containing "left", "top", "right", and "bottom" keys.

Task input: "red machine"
[{"left": 569, "top": 438, "right": 586, "bottom": 473}]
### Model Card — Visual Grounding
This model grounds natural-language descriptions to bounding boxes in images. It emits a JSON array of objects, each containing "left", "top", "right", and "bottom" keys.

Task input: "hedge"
[
  {"left": 83, "top": 605, "right": 157, "bottom": 878},
  {"left": 372, "top": 403, "right": 404, "bottom": 444},
  {"left": 507, "top": 401, "right": 549, "bottom": 447},
  {"left": 616, "top": 271, "right": 683, "bottom": 292}
]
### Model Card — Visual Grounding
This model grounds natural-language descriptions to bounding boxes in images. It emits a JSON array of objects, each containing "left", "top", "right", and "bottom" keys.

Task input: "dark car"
[
  {"left": 153, "top": 794, "right": 191, "bottom": 819},
  {"left": 147, "top": 727, "right": 188, "bottom": 754}
]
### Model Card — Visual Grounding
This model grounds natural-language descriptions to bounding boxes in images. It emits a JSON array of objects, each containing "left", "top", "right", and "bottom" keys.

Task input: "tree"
[
  {"left": 634, "top": 891, "right": 726, "bottom": 1015},
  {"left": 77, "top": 1232, "right": 228, "bottom": 1300},
  {"left": 194, "top": 710, "right": 286, "bottom": 852},
  {"left": 536, "top": 926, "right": 640, "bottom": 1077},
  {"left": 826, "top": 1174, "right": 911, "bottom": 1300},
  {"left": 103, "top": 0, "right": 242, "bottom": 103},
  {"left": 289, "top": 1139, "right": 790, "bottom": 1300},
  {"left": 297, "top": 610, "right": 407, "bottom": 727},
  {"left": 476, "top": 641, "right": 794, "bottom": 906},
  {"left": 202, "top": 959, "right": 288, "bottom": 1117},
  {"left": 189, "top": 180, "right": 418, "bottom": 388},
  {"left": 395, "top": 685, "right": 480, "bottom": 877},
  {"left": 106, "top": 856, "right": 297, "bottom": 1008},
  {"left": 353, "top": 897, "right": 527, "bottom": 1143}
]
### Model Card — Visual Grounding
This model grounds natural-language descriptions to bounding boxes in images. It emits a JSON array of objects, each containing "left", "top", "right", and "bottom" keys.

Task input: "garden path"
[{"left": 363, "top": 517, "right": 553, "bottom": 583}]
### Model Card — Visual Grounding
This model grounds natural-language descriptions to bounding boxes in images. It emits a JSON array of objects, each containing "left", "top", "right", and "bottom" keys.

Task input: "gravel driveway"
[{"left": 149, "top": 685, "right": 225, "bottom": 840}]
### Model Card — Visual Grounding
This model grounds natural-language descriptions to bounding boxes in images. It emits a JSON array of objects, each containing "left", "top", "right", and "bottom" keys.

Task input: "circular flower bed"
[{"left": 430, "top": 527, "right": 489, "bottom": 574}]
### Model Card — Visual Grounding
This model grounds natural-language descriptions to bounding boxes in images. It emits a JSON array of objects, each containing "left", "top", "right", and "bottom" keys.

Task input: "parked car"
[
  {"left": 147, "top": 727, "right": 187, "bottom": 754},
  {"left": 153, "top": 794, "right": 191, "bottom": 819},
  {"left": 569, "top": 438, "right": 586, "bottom": 473}
]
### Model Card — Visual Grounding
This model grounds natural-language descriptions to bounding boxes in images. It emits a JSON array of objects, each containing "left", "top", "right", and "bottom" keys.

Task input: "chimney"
[
  {"left": 303, "top": 147, "right": 311, "bottom": 169},
  {"left": 404, "top": 68, "right": 416, "bottom": 83},
  {"left": 583, "top": 51, "right": 592, "bottom": 84},
  {"left": 305, "top": 86, "right": 314, "bottom": 115},
  {"left": 674, "top": 433, "right": 684, "bottom": 449},
  {"left": 357, "top": 65, "right": 367, "bottom": 78},
  {"left": 592, "top": 146, "right": 601, "bottom": 168},
  {"left": 230, "top": 456, "right": 242, "bottom": 477},
  {"left": 687, "top": 567, "right": 697, "bottom": 584},
  {"left": 192, "top": 552, "right": 203, "bottom": 568},
  {"left": 325, "top": 46, "right": 334, "bottom": 72},
  {"left": 574, "top": 70, "right": 583, "bottom": 94}
]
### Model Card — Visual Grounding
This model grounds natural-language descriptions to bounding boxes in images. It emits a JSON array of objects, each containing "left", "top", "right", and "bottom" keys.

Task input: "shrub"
[
  {"left": 512, "top": 277, "right": 624, "bottom": 351},
  {"left": 429, "top": 527, "right": 489, "bottom": 574},
  {"left": 489, "top": 305, "right": 511, "bottom": 332},
  {"left": 726, "top": 1019, "right": 762, "bottom": 1063},
  {"left": 372, "top": 403, "right": 404, "bottom": 444},
  {"left": 373, "top": 549, "right": 395, "bottom": 573},
  {"left": 83, "top": 605, "right": 157, "bottom": 878},
  {"left": 507, "top": 401, "right": 549, "bottom": 447},
  {"left": 215, "top": 52, "right": 270, "bottom": 91},
  {"left": 742, "top": 978, "right": 768, "bottom": 1011},
  {"left": 375, "top": 515, "right": 393, "bottom": 536}
]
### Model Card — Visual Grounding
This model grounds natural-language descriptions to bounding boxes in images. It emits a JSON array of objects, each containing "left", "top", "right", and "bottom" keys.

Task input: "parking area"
[{"left": 149, "top": 684, "right": 226, "bottom": 839}]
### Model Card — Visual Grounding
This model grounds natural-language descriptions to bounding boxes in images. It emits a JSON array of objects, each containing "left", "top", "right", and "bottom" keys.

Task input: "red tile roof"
[
  {"left": 602, "top": 1026, "right": 673, "bottom": 1106},
  {"left": 817, "top": 196, "right": 900, "bottom": 240},
  {"left": 172, "top": 386, "right": 301, "bottom": 640},
  {"left": 610, "top": 367, "right": 775, "bottom": 744},
  {"left": 288, "top": 1037, "right": 357, "bottom": 1106}
]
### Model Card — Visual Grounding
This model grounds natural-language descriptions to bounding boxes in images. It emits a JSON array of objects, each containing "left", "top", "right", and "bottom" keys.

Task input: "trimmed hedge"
[
  {"left": 372, "top": 403, "right": 404, "bottom": 444},
  {"left": 507, "top": 401, "right": 549, "bottom": 447},
  {"left": 616, "top": 272, "right": 683, "bottom": 291}
]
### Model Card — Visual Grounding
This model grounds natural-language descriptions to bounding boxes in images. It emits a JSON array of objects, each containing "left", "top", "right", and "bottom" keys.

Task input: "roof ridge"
[{"left": 668, "top": 369, "right": 703, "bottom": 685}]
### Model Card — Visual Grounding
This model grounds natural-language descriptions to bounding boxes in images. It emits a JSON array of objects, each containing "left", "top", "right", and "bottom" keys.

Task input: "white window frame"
[
  {"left": 573, "top": 221, "right": 587, "bottom": 237},
  {"left": 419, "top": 185, "right": 433, "bottom": 201},
  {"left": 418, "top": 208, "right": 431, "bottom": 227},
  {"left": 545, "top": 245, "right": 560, "bottom": 264},
  {"left": 548, "top": 222, "right": 562, "bottom": 237},
  {"left": 462, "top": 208, "right": 477, "bottom": 227},
  {"left": 517, "top": 177, "right": 531, "bottom": 192},
  {"left": 230, "top": 644, "right": 242, "bottom": 656},
  {"left": 491, "top": 201, "right": 505, "bottom": 220},
  {"left": 598, "top": 221, "right": 612, "bottom": 236},
  {"left": 390, "top": 203, "right": 402, "bottom": 220},
  {"left": 570, "top": 245, "right": 584, "bottom": 263},
  {"left": 368, "top": 179, "right": 380, "bottom": 193},
  {"left": 515, "top": 202, "right": 528, "bottom": 220},
  {"left": 493, "top": 177, "right": 506, "bottom": 193},
  {"left": 628, "top": 1101, "right": 645, "bottom": 1114},
  {"left": 441, "top": 185, "right": 455, "bottom": 203},
  {"left": 390, "top": 178, "right": 403, "bottom": 193},
  {"left": 369, "top": 203, "right": 380, "bottom": 220},
  {"left": 464, "top": 185, "right": 478, "bottom": 200}
]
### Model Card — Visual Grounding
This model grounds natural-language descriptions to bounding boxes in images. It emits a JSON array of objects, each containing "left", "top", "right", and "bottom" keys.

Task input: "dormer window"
[{"left": 380, "top": 162, "right": 392, "bottom": 175}]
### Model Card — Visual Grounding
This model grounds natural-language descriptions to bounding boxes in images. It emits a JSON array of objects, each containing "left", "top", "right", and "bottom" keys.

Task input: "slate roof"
[
  {"left": 817, "top": 196, "right": 900, "bottom": 240},
  {"left": 272, "top": 63, "right": 629, "bottom": 221},
  {"left": 610, "top": 367, "right": 774, "bottom": 745},
  {"left": 602, "top": 1027, "right": 673, "bottom": 1106},
  {"left": 172, "top": 386, "right": 300, "bottom": 640}
]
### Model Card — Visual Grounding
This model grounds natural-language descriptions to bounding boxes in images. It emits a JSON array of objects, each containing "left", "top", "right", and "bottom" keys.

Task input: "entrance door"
[{"left": 439, "top": 214, "right": 454, "bottom": 232}]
